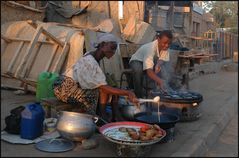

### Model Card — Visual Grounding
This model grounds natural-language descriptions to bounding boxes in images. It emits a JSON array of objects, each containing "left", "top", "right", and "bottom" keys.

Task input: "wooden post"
[
  {"left": 222, "top": 32, "right": 224, "bottom": 59},
  {"left": 1, "top": 36, "right": 55, "bottom": 44},
  {"left": 220, "top": 32, "right": 223, "bottom": 60},
  {"left": 15, "top": 26, "right": 43, "bottom": 78},
  {"left": 170, "top": 1, "right": 175, "bottom": 30},
  {"left": 230, "top": 34, "right": 233, "bottom": 58},
  {"left": 155, "top": 1, "right": 158, "bottom": 26},
  {"left": 1, "top": 34, "right": 12, "bottom": 43},
  {"left": 224, "top": 32, "right": 226, "bottom": 58},
  {"left": 225, "top": 33, "right": 228, "bottom": 58},
  {"left": 7, "top": 41, "right": 24, "bottom": 75},
  {"left": 27, "top": 20, "right": 65, "bottom": 47},
  {"left": 107, "top": 1, "right": 111, "bottom": 18},
  {"left": 52, "top": 42, "right": 70, "bottom": 73},
  {"left": 4, "top": 1, "right": 44, "bottom": 13}
]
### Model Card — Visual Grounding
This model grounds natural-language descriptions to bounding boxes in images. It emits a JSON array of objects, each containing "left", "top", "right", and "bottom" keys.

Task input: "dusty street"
[
  {"left": 205, "top": 114, "right": 238, "bottom": 157},
  {"left": 1, "top": 69, "right": 238, "bottom": 157}
]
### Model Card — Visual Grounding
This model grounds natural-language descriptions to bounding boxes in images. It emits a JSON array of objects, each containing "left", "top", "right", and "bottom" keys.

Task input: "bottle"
[{"left": 20, "top": 102, "right": 45, "bottom": 140}]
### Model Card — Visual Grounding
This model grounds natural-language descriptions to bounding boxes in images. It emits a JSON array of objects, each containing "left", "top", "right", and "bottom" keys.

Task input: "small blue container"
[
  {"left": 20, "top": 102, "right": 45, "bottom": 140},
  {"left": 106, "top": 104, "right": 112, "bottom": 114}
]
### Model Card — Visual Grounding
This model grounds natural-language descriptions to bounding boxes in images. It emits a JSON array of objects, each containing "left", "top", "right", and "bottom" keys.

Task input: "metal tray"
[{"left": 99, "top": 122, "right": 166, "bottom": 146}]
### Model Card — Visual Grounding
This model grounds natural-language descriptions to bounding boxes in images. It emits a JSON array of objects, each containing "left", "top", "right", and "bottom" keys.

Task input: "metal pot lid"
[{"left": 35, "top": 138, "right": 75, "bottom": 153}]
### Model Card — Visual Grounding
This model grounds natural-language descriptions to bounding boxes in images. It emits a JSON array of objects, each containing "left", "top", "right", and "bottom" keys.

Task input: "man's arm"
[{"left": 146, "top": 69, "right": 164, "bottom": 90}]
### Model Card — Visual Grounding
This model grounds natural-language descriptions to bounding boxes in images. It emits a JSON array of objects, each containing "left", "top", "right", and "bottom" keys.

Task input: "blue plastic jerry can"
[{"left": 20, "top": 102, "right": 45, "bottom": 140}]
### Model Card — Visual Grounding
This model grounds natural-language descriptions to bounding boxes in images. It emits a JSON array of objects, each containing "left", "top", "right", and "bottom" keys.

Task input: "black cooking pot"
[{"left": 134, "top": 112, "right": 179, "bottom": 129}]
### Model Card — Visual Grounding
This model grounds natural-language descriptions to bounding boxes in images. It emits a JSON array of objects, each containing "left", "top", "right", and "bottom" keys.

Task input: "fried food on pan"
[
  {"left": 126, "top": 128, "right": 136, "bottom": 133},
  {"left": 130, "top": 133, "right": 140, "bottom": 140},
  {"left": 140, "top": 126, "right": 150, "bottom": 133},
  {"left": 119, "top": 127, "right": 127, "bottom": 132},
  {"left": 153, "top": 124, "right": 161, "bottom": 130},
  {"left": 139, "top": 131, "right": 146, "bottom": 136},
  {"left": 145, "top": 129, "right": 157, "bottom": 138},
  {"left": 138, "top": 124, "right": 164, "bottom": 140},
  {"left": 140, "top": 135, "right": 150, "bottom": 141}
]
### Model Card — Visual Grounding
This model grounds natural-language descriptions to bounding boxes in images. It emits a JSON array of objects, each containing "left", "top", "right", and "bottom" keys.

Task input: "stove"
[
  {"left": 150, "top": 90, "right": 203, "bottom": 122},
  {"left": 151, "top": 90, "right": 203, "bottom": 103}
]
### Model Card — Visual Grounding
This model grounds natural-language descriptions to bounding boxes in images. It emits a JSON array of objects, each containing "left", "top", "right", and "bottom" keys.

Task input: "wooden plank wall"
[{"left": 1, "top": 21, "right": 85, "bottom": 91}]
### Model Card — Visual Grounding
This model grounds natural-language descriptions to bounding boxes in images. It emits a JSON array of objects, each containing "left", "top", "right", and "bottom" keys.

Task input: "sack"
[{"left": 4, "top": 106, "right": 25, "bottom": 134}]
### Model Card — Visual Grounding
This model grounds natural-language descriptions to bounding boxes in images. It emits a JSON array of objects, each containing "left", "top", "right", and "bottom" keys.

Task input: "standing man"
[{"left": 129, "top": 30, "right": 173, "bottom": 98}]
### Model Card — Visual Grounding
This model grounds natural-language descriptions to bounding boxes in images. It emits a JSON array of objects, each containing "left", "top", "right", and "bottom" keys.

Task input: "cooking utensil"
[
  {"left": 134, "top": 112, "right": 179, "bottom": 129},
  {"left": 119, "top": 103, "right": 147, "bottom": 121},
  {"left": 138, "top": 96, "right": 160, "bottom": 103},
  {"left": 99, "top": 121, "right": 166, "bottom": 146},
  {"left": 119, "top": 96, "right": 148, "bottom": 121},
  {"left": 56, "top": 111, "right": 98, "bottom": 142}
]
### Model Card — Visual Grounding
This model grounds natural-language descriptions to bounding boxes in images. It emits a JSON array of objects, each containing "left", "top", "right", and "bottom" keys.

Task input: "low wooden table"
[{"left": 178, "top": 53, "right": 219, "bottom": 64}]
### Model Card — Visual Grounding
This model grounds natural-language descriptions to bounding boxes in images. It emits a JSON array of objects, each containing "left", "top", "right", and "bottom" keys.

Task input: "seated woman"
[{"left": 53, "top": 33, "right": 139, "bottom": 122}]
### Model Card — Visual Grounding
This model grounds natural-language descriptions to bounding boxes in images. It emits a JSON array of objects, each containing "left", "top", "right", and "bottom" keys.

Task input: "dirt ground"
[{"left": 206, "top": 114, "right": 238, "bottom": 157}]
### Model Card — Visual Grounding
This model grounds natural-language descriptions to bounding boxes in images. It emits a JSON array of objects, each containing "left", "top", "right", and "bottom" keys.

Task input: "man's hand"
[
  {"left": 155, "top": 64, "right": 161, "bottom": 74},
  {"left": 155, "top": 60, "right": 163, "bottom": 74},
  {"left": 157, "top": 79, "right": 167, "bottom": 94}
]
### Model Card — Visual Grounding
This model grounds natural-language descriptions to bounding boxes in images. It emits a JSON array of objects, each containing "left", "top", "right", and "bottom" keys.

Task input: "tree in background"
[{"left": 203, "top": 1, "right": 238, "bottom": 33}]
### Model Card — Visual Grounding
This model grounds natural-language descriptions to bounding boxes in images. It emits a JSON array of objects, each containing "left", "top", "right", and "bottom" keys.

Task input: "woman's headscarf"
[{"left": 91, "top": 33, "right": 120, "bottom": 48}]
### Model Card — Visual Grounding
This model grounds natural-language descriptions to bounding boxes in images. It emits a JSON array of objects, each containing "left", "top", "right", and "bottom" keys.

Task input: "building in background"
[{"left": 144, "top": 1, "right": 216, "bottom": 49}]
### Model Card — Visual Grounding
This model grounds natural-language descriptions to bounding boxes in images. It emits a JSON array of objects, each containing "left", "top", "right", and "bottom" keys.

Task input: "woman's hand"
[
  {"left": 127, "top": 91, "right": 140, "bottom": 108},
  {"left": 127, "top": 91, "right": 139, "bottom": 104}
]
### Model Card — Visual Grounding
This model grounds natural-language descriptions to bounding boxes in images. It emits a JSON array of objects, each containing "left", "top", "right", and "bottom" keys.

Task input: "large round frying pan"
[
  {"left": 151, "top": 91, "right": 203, "bottom": 103},
  {"left": 134, "top": 112, "right": 179, "bottom": 130}
]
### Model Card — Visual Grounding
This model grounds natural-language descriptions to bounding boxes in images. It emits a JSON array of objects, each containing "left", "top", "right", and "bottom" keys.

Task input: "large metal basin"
[{"left": 56, "top": 111, "right": 98, "bottom": 142}]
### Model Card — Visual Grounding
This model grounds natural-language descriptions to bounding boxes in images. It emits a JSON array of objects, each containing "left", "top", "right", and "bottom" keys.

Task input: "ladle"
[{"left": 138, "top": 96, "right": 160, "bottom": 103}]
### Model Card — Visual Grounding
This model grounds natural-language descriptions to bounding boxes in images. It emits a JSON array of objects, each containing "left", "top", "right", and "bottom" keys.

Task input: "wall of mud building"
[
  {"left": 191, "top": 11, "right": 214, "bottom": 37},
  {"left": 1, "top": 1, "right": 45, "bottom": 25},
  {"left": 72, "top": 1, "right": 145, "bottom": 29}
]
